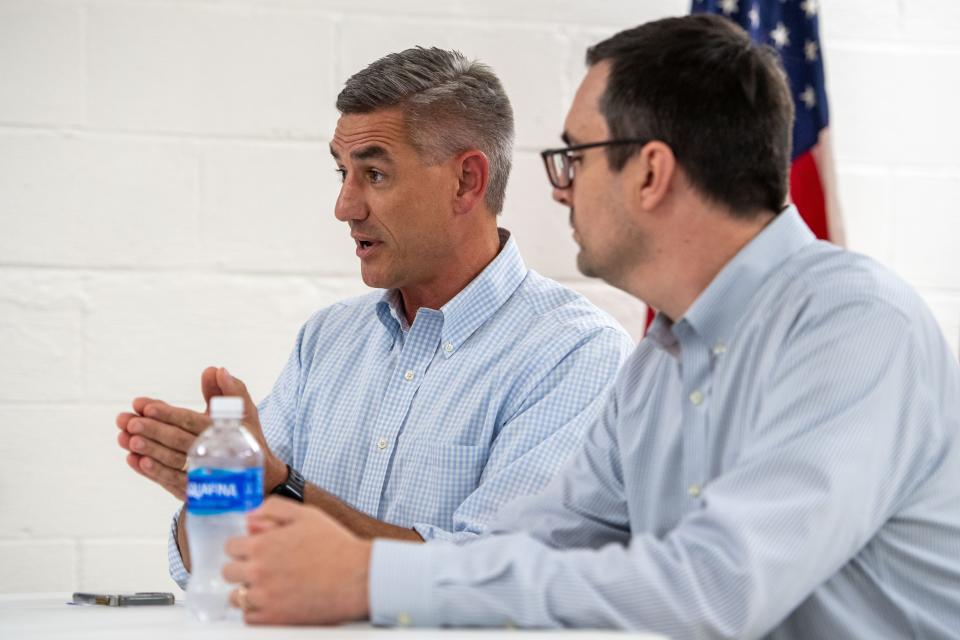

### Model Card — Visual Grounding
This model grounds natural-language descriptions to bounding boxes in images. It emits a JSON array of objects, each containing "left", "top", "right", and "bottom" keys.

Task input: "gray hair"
[{"left": 336, "top": 47, "right": 514, "bottom": 215}]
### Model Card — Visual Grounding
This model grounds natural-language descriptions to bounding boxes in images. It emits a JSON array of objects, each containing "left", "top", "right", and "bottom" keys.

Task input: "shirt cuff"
[
  {"left": 369, "top": 539, "right": 444, "bottom": 627},
  {"left": 413, "top": 522, "right": 482, "bottom": 544},
  {"left": 167, "top": 507, "right": 190, "bottom": 590}
]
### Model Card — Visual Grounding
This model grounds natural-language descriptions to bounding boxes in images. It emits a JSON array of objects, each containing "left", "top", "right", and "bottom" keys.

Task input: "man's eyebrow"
[
  {"left": 328, "top": 144, "right": 394, "bottom": 163},
  {"left": 352, "top": 145, "right": 392, "bottom": 163}
]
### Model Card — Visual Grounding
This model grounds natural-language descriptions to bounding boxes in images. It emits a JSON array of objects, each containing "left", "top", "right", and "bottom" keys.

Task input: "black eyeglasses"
[{"left": 540, "top": 139, "right": 649, "bottom": 189}]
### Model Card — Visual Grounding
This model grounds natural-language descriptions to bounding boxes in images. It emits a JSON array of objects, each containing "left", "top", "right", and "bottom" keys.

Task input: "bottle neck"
[{"left": 210, "top": 417, "right": 243, "bottom": 430}]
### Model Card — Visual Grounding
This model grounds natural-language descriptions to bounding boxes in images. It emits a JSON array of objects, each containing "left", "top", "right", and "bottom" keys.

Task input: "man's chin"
[
  {"left": 576, "top": 252, "right": 602, "bottom": 279},
  {"left": 359, "top": 268, "right": 389, "bottom": 290}
]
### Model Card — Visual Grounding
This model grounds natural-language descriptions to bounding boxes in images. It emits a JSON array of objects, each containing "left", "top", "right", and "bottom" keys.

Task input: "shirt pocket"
[{"left": 402, "top": 443, "right": 488, "bottom": 527}]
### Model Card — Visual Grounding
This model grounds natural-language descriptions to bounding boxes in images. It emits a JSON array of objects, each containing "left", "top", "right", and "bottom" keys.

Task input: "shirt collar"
[
  {"left": 649, "top": 206, "right": 816, "bottom": 354},
  {"left": 375, "top": 228, "right": 528, "bottom": 357},
  {"left": 377, "top": 289, "right": 411, "bottom": 336}
]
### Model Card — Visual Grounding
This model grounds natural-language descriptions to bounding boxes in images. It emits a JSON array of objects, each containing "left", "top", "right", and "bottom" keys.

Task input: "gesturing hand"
[
  {"left": 223, "top": 497, "right": 372, "bottom": 626},
  {"left": 116, "top": 366, "right": 287, "bottom": 500}
]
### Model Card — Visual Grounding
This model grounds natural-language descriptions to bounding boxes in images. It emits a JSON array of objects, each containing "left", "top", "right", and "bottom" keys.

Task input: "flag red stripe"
[{"left": 790, "top": 150, "right": 830, "bottom": 241}]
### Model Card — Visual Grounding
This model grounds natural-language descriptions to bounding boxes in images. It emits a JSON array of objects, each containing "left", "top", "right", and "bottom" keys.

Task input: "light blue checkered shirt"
[
  {"left": 168, "top": 230, "right": 634, "bottom": 587},
  {"left": 371, "top": 207, "right": 960, "bottom": 638}
]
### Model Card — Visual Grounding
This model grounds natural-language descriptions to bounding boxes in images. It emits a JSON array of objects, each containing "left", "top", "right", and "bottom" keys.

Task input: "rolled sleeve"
[{"left": 166, "top": 506, "right": 190, "bottom": 590}]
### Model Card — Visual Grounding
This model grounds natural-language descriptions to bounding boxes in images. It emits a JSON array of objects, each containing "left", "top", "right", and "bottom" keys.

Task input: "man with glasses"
[
  {"left": 115, "top": 46, "right": 633, "bottom": 588},
  {"left": 220, "top": 15, "right": 960, "bottom": 637}
]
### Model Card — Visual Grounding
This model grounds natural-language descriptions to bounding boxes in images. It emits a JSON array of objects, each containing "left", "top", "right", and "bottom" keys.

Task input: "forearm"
[
  {"left": 176, "top": 507, "right": 192, "bottom": 572},
  {"left": 166, "top": 508, "right": 191, "bottom": 589},
  {"left": 370, "top": 530, "right": 751, "bottom": 636},
  {"left": 369, "top": 460, "right": 890, "bottom": 637},
  {"left": 302, "top": 484, "right": 422, "bottom": 542}
]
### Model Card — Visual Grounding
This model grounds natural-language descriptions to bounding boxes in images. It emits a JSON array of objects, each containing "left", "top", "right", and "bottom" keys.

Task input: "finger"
[
  {"left": 201, "top": 366, "right": 223, "bottom": 408},
  {"left": 138, "top": 455, "right": 187, "bottom": 500},
  {"left": 141, "top": 402, "right": 211, "bottom": 436},
  {"left": 128, "top": 435, "right": 189, "bottom": 471},
  {"left": 132, "top": 397, "right": 163, "bottom": 415},
  {"left": 126, "top": 452, "right": 148, "bottom": 477},
  {"left": 244, "top": 609, "right": 274, "bottom": 626},
  {"left": 243, "top": 609, "right": 271, "bottom": 625},
  {"left": 117, "top": 430, "right": 133, "bottom": 451},
  {"left": 127, "top": 452, "right": 184, "bottom": 500},
  {"left": 246, "top": 516, "right": 281, "bottom": 535},
  {"left": 127, "top": 417, "right": 195, "bottom": 453},
  {"left": 216, "top": 368, "right": 259, "bottom": 424},
  {"left": 222, "top": 558, "right": 249, "bottom": 584},
  {"left": 248, "top": 495, "right": 305, "bottom": 526},
  {"left": 116, "top": 412, "right": 136, "bottom": 430},
  {"left": 224, "top": 534, "right": 256, "bottom": 561},
  {"left": 231, "top": 586, "right": 266, "bottom": 617},
  {"left": 229, "top": 586, "right": 262, "bottom": 612}
]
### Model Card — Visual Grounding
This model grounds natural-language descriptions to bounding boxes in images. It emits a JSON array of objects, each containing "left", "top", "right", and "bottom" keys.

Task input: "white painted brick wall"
[
  {"left": 86, "top": 2, "right": 337, "bottom": 137},
  {"left": 0, "top": 0, "right": 957, "bottom": 594}
]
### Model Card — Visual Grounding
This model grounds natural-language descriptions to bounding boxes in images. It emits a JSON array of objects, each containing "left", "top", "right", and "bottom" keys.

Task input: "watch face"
[{"left": 271, "top": 465, "right": 305, "bottom": 502}]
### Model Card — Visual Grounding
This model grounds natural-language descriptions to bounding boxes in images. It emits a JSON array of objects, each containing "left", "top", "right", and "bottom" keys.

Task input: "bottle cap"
[{"left": 209, "top": 396, "right": 244, "bottom": 419}]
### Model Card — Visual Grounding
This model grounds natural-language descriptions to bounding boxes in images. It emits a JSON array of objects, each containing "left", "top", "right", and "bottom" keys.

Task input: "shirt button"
[
  {"left": 689, "top": 390, "right": 704, "bottom": 406},
  {"left": 377, "top": 438, "right": 387, "bottom": 450},
  {"left": 403, "top": 370, "right": 414, "bottom": 381},
  {"left": 397, "top": 612, "right": 411, "bottom": 626},
  {"left": 443, "top": 342, "right": 453, "bottom": 353},
  {"left": 712, "top": 342, "right": 727, "bottom": 356},
  {"left": 687, "top": 484, "right": 702, "bottom": 498}
]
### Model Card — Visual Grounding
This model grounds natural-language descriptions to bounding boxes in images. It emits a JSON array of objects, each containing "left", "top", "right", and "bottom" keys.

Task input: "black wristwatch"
[{"left": 270, "top": 464, "right": 305, "bottom": 503}]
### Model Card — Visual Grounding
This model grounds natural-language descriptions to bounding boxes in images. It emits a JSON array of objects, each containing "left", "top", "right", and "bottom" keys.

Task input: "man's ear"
[
  {"left": 627, "top": 141, "right": 677, "bottom": 212},
  {"left": 453, "top": 150, "right": 491, "bottom": 215}
]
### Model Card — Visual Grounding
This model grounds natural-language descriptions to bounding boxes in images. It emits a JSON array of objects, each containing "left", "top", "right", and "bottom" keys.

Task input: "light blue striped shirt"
[
  {"left": 169, "top": 230, "right": 634, "bottom": 587},
  {"left": 370, "top": 208, "right": 960, "bottom": 639}
]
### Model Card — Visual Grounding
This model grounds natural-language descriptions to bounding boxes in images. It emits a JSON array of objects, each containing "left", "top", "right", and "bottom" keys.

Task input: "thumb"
[
  {"left": 215, "top": 367, "right": 259, "bottom": 426},
  {"left": 201, "top": 366, "right": 223, "bottom": 411}
]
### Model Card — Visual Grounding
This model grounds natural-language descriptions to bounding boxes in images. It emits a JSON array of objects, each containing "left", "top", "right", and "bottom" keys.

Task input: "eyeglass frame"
[{"left": 540, "top": 138, "right": 649, "bottom": 190}]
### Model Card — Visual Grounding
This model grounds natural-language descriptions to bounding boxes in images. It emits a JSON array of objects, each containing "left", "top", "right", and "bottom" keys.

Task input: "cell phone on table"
[{"left": 71, "top": 592, "right": 175, "bottom": 606}]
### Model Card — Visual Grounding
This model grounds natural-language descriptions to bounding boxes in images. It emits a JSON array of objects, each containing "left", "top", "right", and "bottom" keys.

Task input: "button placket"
[
  {"left": 356, "top": 311, "right": 444, "bottom": 517},
  {"left": 678, "top": 329, "right": 712, "bottom": 511},
  {"left": 355, "top": 365, "right": 423, "bottom": 513}
]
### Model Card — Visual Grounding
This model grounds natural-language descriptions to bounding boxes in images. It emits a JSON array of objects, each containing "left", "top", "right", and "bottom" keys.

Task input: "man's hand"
[
  {"left": 116, "top": 366, "right": 288, "bottom": 499},
  {"left": 116, "top": 394, "right": 209, "bottom": 501},
  {"left": 223, "top": 497, "right": 372, "bottom": 625}
]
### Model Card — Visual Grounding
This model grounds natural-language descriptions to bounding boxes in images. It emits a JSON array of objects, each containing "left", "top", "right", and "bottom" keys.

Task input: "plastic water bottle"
[{"left": 185, "top": 396, "right": 263, "bottom": 621}]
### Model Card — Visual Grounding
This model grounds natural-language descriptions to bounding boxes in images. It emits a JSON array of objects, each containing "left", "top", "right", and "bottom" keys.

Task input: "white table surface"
[{"left": 0, "top": 594, "right": 665, "bottom": 639}]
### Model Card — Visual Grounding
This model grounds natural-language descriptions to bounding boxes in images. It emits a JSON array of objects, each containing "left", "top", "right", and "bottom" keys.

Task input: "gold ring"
[{"left": 237, "top": 586, "right": 249, "bottom": 611}]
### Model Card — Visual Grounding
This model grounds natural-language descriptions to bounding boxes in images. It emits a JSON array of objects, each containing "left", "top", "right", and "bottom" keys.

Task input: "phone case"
[{"left": 72, "top": 592, "right": 175, "bottom": 606}]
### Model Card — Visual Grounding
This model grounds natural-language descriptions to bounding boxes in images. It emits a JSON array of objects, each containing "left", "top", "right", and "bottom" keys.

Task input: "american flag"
[{"left": 692, "top": 0, "right": 843, "bottom": 244}]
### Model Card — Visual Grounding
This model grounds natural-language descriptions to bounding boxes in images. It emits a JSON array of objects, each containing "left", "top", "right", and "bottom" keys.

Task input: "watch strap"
[{"left": 270, "top": 464, "right": 305, "bottom": 503}]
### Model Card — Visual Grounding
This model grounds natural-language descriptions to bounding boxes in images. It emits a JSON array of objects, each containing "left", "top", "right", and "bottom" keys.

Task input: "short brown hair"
[{"left": 586, "top": 14, "right": 794, "bottom": 216}]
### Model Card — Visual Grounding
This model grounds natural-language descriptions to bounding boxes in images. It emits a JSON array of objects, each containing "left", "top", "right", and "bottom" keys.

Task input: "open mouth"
[{"left": 354, "top": 237, "right": 382, "bottom": 258}]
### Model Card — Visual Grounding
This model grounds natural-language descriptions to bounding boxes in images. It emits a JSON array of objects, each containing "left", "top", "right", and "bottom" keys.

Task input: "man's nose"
[
  {"left": 551, "top": 185, "right": 572, "bottom": 208},
  {"left": 334, "top": 179, "right": 368, "bottom": 222}
]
